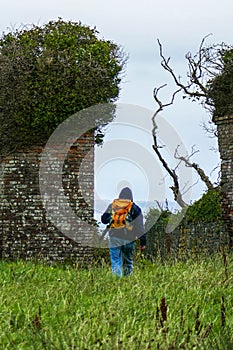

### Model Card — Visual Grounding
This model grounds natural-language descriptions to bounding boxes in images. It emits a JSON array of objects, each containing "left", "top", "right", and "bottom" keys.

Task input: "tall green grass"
[{"left": 0, "top": 253, "right": 232, "bottom": 349}]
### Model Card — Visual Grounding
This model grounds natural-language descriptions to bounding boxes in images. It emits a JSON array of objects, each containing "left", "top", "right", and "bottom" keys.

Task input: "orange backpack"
[{"left": 109, "top": 199, "right": 133, "bottom": 230}]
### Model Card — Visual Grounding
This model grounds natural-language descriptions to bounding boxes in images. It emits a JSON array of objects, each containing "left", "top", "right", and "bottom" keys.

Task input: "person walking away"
[{"left": 101, "top": 187, "right": 146, "bottom": 277}]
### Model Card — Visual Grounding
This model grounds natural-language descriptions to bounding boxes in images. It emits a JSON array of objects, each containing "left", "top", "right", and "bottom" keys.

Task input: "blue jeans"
[{"left": 109, "top": 237, "right": 135, "bottom": 277}]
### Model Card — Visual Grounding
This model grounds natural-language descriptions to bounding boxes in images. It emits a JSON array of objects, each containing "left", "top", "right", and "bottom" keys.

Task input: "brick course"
[
  {"left": 213, "top": 115, "right": 233, "bottom": 247},
  {"left": 0, "top": 132, "right": 94, "bottom": 263}
]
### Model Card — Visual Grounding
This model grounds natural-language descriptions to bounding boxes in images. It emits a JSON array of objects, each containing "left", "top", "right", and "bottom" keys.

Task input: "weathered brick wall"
[
  {"left": 213, "top": 115, "right": 233, "bottom": 248},
  {"left": 0, "top": 133, "right": 94, "bottom": 263},
  {"left": 146, "top": 222, "right": 228, "bottom": 261}
]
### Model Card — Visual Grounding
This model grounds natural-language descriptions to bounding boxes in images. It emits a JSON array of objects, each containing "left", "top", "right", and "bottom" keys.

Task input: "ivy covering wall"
[{"left": 145, "top": 189, "right": 227, "bottom": 261}]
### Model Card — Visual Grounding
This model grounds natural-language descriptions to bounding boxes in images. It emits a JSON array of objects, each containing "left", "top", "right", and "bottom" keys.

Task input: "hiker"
[{"left": 101, "top": 187, "right": 146, "bottom": 277}]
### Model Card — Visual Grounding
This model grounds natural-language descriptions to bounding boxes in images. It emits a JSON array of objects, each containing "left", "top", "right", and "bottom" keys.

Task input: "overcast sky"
[{"left": 1, "top": 0, "right": 233, "bottom": 215}]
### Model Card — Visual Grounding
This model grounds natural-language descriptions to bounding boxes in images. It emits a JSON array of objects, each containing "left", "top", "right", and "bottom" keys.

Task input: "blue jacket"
[{"left": 101, "top": 201, "right": 146, "bottom": 246}]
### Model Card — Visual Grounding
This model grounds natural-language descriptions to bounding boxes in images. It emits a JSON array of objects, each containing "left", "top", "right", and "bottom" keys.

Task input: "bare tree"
[
  {"left": 151, "top": 36, "right": 228, "bottom": 208},
  {"left": 157, "top": 36, "right": 233, "bottom": 113},
  {"left": 152, "top": 85, "right": 188, "bottom": 208},
  {"left": 153, "top": 36, "right": 233, "bottom": 248}
]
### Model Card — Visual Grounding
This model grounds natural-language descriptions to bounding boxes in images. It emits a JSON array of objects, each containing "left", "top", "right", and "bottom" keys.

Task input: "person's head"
[{"left": 118, "top": 187, "right": 133, "bottom": 201}]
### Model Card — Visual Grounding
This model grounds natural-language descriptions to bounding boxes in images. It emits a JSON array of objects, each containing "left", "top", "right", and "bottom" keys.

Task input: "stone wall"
[
  {"left": 213, "top": 115, "right": 233, "bottom": 248},
  {"left": 146, "top": 221, "right": 228, "bottom": 261},
  {"left": 0, "top": 132, "right": 94, "bottom": 263}
]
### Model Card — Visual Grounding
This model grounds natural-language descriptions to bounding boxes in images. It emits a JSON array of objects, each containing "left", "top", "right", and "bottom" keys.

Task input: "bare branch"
[
  {"left": 200, "top": 120, "right": 218, "bottom": 138},
  {"left": 180, "top": 178, "right": 199, "bottom": 197},
  {"left": 210, "top": 162, "right": 221, "bottom": 186},
  {"left": 152, "top": 86, "right": 188, "bottom": 208},
  {"left": 152, "top": 84, "right": 181, "bottom": 136},
  {"left": 157, "top": 39, "right": 207, "bottom": 100},
  {"left": 174, "top": 145, "right": 214, "bottom": 190},
  {"left": 155, "top": 200, "right": 164, "bottom": 211}
]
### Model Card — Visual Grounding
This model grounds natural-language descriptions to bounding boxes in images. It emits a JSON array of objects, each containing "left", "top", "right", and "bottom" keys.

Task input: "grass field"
[{"left": 0, "top": 253, "right": 232, "bottom": 349}]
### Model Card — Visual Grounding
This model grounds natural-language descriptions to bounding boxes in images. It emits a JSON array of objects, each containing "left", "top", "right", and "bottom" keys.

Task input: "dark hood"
[{"left": 118, "top": 187, "right": 133, "bottom": 201}]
